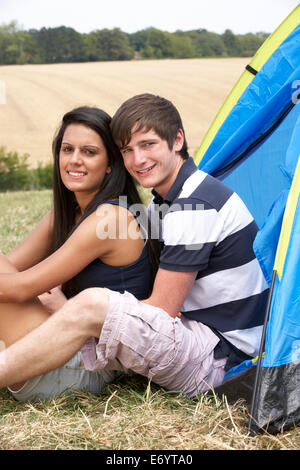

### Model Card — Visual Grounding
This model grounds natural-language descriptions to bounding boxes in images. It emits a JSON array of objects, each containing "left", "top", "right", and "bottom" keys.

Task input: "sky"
[{"left": 0, "top": 0, "right": 299, "bottom": 35}]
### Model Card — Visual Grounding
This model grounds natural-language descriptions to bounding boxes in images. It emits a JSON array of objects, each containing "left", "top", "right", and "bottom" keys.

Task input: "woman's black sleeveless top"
[{"left": 69, "top": 200, "right": 151, "bottom": 300}]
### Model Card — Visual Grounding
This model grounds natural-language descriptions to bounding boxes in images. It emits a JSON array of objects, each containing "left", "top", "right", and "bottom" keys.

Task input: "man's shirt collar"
[{"left": 151, "top": 157, "right": 197, "bottom": 205}]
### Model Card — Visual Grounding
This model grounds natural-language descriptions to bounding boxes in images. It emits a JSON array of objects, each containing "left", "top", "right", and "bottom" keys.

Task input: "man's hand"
[{"left": 38, "top": 286, "right": 67, "bottom": 315}]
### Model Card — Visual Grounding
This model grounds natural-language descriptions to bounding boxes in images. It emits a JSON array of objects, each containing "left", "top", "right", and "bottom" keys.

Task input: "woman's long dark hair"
[{"left": 51, "top": 106, "right": 160, "bottom": 296}]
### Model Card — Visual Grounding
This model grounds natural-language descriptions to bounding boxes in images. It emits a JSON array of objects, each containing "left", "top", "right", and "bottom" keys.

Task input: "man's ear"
[{"left": 174, "top": 129, "right": 184, "bottom": 152}]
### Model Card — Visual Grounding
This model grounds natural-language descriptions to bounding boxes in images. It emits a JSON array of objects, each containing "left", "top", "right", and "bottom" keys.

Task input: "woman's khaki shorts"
[
  {"left": 81, "top": 290, "right": 227, "bottom": 398},
  {"left": 8, "top": 352, "right": 114, "bottom": 402}
]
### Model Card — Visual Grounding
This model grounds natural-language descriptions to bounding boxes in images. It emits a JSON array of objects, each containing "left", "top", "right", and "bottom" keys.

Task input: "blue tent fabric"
[
  {"left": 252, "top": 112, "right": 300, "bottom": 284},
  {"left": 199, "top": 24, "right": 300, "bottom": 175},
  {"left": 285, "top": 111, "right": 300, "bottom": 178},
  {"left": 198, "top": 21, "right": 300, "bottom": 431},
  {"left": 252, "top": 201, "right": 300, "bottom": 431},
  {"left": 253, "top": 190, "right": 289, "bottom": 285},
  {"left": 199, "top": 85, "right": 300, "bottom": 229},
  {"left": 221, "top": 102, "right": 298, "bottom": 228},
  {"left": 223, "top": 192, "right": 300, "bottom": 431},
  {"left": 198, "top": 25, "right": 300, "bottom": 229},
  {"left": 263, "top": 195, "right": 300, "bottom": 368},
  {"left": 224, "top": 357, "right": 255, "bottom": 380}
]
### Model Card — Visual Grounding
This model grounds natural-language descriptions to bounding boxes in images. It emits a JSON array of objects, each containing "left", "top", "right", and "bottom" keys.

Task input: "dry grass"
[
  {"left": 0, "top": 58, "right": 249, "bottom": 166},
  {"left": 0, "top": 190, "right": 300, "bottom": 450},
  {"left": 0, "top": 376, "right": 299, "bottom": 451}
]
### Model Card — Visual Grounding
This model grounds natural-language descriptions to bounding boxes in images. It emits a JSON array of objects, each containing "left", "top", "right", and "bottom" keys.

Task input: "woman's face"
[{"left": 59, "top": 123, "right": 111, "bottom": 202}]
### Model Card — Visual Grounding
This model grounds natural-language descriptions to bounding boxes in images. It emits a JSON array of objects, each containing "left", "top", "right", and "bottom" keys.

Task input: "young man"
[{"left": 0, "top": 94, "right": 268, "bottom": 398}]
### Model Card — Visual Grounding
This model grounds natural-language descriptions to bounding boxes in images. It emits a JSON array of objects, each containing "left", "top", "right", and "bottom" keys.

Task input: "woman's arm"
[
  {"left": 5, "top": 210, "right": 54, "bottom": 271},
  {"left": 0, "top": 205, "right": 119, "bottom": 303}
]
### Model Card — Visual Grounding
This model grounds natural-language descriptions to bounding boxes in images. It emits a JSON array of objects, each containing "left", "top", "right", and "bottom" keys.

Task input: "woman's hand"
[{"left": 38, "top": 286, "right": 67, "bottom": 315}]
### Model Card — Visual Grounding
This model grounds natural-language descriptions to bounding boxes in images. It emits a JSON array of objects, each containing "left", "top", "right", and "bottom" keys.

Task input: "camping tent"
[{"left": 194, "top": 5, "right": 300, "bottom": 433}]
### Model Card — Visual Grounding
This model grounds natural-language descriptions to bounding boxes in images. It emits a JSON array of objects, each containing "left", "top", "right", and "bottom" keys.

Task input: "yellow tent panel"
[{"left": 194, "top": 5, "right": 300, "bottom": 166}]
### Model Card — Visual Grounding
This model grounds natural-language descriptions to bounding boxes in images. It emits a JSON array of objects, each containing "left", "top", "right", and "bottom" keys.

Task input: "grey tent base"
[
  {"left": 210, "top": 360, "right": 300, "bottom": 434},
  {"left": 212, "top": 365, "right": 255, "bottom": 409}
]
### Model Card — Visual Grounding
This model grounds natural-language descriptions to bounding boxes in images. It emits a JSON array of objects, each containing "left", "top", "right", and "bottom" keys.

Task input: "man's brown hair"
[{"left": 110, "top": 93, "right": 189, "bottom": 159}]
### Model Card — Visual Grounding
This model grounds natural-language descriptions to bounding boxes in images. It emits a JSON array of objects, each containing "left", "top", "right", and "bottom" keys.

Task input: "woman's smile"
[
  {"left": 59, "top": 123, "right": 111, "bottom": 207},
  {"left": 66, "top": 170, "right": 88, "bottom": 179}
]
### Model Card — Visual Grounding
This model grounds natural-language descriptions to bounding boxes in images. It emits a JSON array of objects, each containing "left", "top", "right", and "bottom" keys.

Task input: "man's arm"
[{"left": 142, "top": 268, "right": 197, "bottom": 318}]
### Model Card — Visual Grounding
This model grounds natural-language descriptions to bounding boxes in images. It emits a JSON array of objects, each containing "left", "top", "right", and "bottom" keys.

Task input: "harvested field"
[{"left": 0, "top": 58, "right": 249, "bottom": 166}]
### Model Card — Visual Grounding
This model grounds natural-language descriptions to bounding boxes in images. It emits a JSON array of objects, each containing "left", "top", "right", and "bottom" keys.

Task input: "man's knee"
[{"left": 59, "top": 288, "right": 110, "bottom": 338}]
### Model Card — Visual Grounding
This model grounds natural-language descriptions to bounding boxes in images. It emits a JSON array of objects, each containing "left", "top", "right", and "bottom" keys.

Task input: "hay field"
[{"left": 0, "top": 58, "right": 249, "bottom": 166}]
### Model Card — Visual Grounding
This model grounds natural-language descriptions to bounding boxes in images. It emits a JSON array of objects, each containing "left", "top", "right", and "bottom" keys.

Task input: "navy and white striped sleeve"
[{"left": 159, "top": 198, "right": 224, "bottom": 272}]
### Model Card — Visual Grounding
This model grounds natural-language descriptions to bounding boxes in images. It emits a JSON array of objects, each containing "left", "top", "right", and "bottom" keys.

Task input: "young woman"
[{"left": 0, "top": 106, "right": 158, "bottom": 402}]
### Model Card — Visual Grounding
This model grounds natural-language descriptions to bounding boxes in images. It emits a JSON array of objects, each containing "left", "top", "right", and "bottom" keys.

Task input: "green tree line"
[
  {"left": 0, "top": 146, "right": 53, "bottom": 191},
  {"left": 0, "top": 21, "right": 269, "bottom": 65}
]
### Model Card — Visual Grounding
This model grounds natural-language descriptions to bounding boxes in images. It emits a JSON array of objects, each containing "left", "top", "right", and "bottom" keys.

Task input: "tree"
[
  {"left": 222, "top": 29, "right": 243, "bottom": 56},
  {"left": 0, "top": 21, "right": 37, "bottom": 64},
  {"left": 187, "top": 30, "right": 227, "bottom": 57},
  {"left": 31, "top": 26, "right": 86, "bottom": 63},
  {"left": 83, "top": 28, "right": 134, "bottom": 61},
  {"left": 238, "top": 33, "right": 266, "bottom": 56},
  {"left": 128, "top": 29, "right": 151, "bottom": 52},
  {"left": 0, "top": 24, "right": 13, "bottom": 64},
  {"left": 0, "top": 23, "right": 268, "bottom": 65},
  {"left": 140, "top": 28, "right": 173, "bottom": 59},
  {"left": 170, "top": 34, "right": 195, "bottom": 59},
  {"left": 82, "top": 32, "right": 99, "bottom": 61}
]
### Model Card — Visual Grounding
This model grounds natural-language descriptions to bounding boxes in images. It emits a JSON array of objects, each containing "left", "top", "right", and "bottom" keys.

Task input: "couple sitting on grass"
[{"left": 0, "top": 93, "right": 268, "bottom": 402}]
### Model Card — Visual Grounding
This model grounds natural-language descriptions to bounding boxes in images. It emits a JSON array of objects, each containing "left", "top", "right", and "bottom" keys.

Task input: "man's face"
[{"left": 119, "top": 126, "right": 184, "bottom": 197}]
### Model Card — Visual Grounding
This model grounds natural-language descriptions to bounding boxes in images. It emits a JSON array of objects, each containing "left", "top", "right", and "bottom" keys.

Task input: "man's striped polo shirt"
[{"left": 149, "top": 157, "right": 269, "bottom": 371}]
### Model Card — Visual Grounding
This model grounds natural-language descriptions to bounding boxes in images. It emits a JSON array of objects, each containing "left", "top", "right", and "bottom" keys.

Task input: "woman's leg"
[
  {"left": 0, "top": 254, "right": 50, "bottom": 390},
  {"left": 0, "top": 288, "right": 110, "bottom": 391}
]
